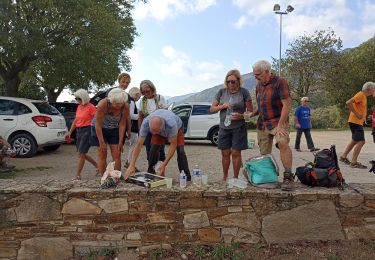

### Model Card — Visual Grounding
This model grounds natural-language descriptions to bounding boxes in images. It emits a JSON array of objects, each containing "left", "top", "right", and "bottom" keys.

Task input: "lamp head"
[
  {"left": 286, "top": 5, "right": 294, "bottom": 13},
  {"left": 273, "top": 4, "right": 280, "bottom": 12}
]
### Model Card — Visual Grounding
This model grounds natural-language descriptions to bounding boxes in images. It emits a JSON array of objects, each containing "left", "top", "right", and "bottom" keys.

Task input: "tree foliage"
[
  {"left": 0, "top": 0, "right": 138, "bottom": 101},
  {"left": 274, "top": 30, "right": 342, "bottom": 103}
]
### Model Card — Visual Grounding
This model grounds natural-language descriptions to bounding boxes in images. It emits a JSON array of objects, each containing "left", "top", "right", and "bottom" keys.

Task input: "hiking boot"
[{"left": 281, "top": 172, "right": 294, "bottom": 191}]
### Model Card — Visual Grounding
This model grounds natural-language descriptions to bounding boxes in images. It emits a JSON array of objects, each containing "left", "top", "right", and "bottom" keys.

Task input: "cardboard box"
[{"left": 126, "top": 172, "right": 167, "bottom": 188}]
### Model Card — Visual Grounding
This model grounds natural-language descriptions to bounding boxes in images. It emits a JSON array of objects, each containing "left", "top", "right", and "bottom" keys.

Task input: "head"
[
  {"left": 149, "top": 116, "right": 164, "bottom": 135},
  {"left": 74, "top": 89, "right": 90, "bottom": 105},
  {"left": 252, "top": 60, "right": 272, "bottom": 85},
  {"left": 140, "top": 80, "right": 156, "bottom": 99},
  {"left": 117, "top": 73, "right": 131, "bottom": 90},
  {"left": 224, "top": 69, "right": 243, "bottom": 92},
  {"left": 128, "top": 87, "right": 141, "bottom": 101},
  {"left": 301, "top": 97, "right": 309, "bottom": 107},
  {"left": 362, "top": 81, "right": 375, "bottom": 97},
  {"left": 107, "top": 88, "right": 127, "bottom": 109}
]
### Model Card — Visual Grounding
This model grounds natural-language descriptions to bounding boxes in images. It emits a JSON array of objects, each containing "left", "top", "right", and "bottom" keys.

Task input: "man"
[
  {"left": 340, "top": 82, "right": 375, "bottom": 169},
  {"left": 250, "top": 60, "right": 293, "bottom": 191},
  {"left": 124, "top": 109, "right": 191, "bottom": 180},
  {"left": 294, "top": 97, "right": 319, "bottom": 152}
]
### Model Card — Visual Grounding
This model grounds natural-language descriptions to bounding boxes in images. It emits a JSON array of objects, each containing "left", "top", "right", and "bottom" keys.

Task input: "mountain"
[
  {"left": 166, "top": 93, "right": 196, "bottom": 104},
  {"left": 173, "top": 72, "right": 257, "bottom": 104}
]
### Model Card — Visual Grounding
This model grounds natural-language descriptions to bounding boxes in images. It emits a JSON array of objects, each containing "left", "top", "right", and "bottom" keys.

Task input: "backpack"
[
  {"left": 243, "top": 154, "right": 279, "bottom": 189},
  {"left": 295, "top": 166, "right": 345, "bottom": 188},
  {"left": 313, "top": 145, "right": 338, "bottom": 169}
]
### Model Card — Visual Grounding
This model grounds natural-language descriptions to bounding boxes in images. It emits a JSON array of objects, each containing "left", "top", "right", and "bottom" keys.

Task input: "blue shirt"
[
  {"left": 295, "top": 106, "right": 311, "bottom": 129},
  {"left": 139, "top": 109, "right": 183, "bottom": 138}
]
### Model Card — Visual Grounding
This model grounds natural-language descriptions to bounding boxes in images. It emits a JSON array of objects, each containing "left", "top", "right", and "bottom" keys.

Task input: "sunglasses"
[
  {"left": 75, "top": 97, "right": 82, "bottom": 101},
  {"left": 226, "top": 80, "right": 237, "bottom": 84}
]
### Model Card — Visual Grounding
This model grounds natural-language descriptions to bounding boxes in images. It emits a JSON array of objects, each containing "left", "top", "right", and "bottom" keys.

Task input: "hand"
[
  {"left": 118, "top": 143, "right": 124, "bottom": 153},
  {"left": 99, "top": 142, "right": 106, "bottom": 152},
  {"left": 295, "top": 123, "right": 301, "bottom": 129},
  {"left": 124, "top": 165, "right": 136, "bottom": 180},
  {"left": 221, "top": 103, "right": 230, "bottom": 110},
  {"left": 356, "top": 113, "right": 362, "bottom": 120},
  {"left": 275, "top": 125, "right": 288, "bottom": 137},
  {"left": 158, "top": 163, "right": 166, "bottom": 176},
  {"left": 127, "top": 130, "right": 131, "bottom": 139}
]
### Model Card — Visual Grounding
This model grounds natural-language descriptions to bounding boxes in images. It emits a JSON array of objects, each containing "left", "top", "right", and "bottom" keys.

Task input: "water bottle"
[
  {"left": 192, "top": 165, "right": 201, "bottom": 186},
  {"left": 180, "top": 170, "right": 187, "bottom": 188}
]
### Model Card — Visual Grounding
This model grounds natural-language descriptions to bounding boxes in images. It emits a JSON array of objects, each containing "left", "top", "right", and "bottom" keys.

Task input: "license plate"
[{"left": 57, "top": 131, "right": 66, "bottom": 137}]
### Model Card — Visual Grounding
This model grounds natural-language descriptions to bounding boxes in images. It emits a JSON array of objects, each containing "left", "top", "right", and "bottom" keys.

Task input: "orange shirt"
[
  {"left": 75, "top": 103, "right": 96, "bottom": 127},
  {"left": 348, "top": 91, "right": 367, "bottom": 125}
]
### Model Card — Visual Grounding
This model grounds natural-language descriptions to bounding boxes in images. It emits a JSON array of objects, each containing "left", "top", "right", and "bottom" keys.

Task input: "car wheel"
[
  {"left": 10, "top": 133, "right": 37, "bottom": 158},
  {"left": 43, "top": 144, "right": 61, "bottom": 152},
  {"left": 209, "top": 127, "right": 219, "bottom": 146}
]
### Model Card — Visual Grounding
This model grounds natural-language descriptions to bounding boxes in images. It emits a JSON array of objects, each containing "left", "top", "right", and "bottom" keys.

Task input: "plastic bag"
[
  {"left": 100, "top": 162, "right": 122, "bottom": 185},
  {"left": 243, "top": 154, "right": 279, "bottom": 188}
]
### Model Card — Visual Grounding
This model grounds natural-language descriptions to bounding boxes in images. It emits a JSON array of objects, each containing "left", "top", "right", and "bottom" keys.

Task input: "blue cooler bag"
[{"left": 243, "top": 154, "right": 279, "bottom": 186}]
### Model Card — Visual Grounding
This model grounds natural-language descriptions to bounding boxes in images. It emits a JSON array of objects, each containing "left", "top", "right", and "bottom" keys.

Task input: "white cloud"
[
  {"left": 133, "top": 0, "right": 216, "bottom": 21},
  {"left": 363, "top": 1, "right": 375, "bottom": 23},
  {"left": 234, "top": 15, "right": 247, "bottom": 29},
  {"left": 160, "top": 46, "right": 192, "bottom": 77},
  {"left": 197, "top": 61, "right": 223, "bottom": 72},
  {"left": 196, "top": 72, "right": 220, "bottom": 82}
]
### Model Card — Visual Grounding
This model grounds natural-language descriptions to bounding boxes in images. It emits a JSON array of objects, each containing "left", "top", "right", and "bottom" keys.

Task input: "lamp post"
[{"left": 273, "top": 4, "right": 294, "bottom": 76}]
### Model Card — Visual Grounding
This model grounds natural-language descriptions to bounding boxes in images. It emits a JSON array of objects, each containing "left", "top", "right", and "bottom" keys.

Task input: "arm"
[
  {"left": 95, "top": 100, "right": 107, "bottom": 151},
  {"left": 138, "top": 111, "right": 144, "bottom": 130},
  {"left": 124, "top": 136, "right": 145, "bottom": 179},
  {"left": 346, "top": 98, "right": 362, "bottom": 119},
  {"left": 294, "top": 116, "right": 301, "bottom": 128},
  {"left": 210, "top": 100, "right": 229, "bottom": 113},
  {"left": 118, "top": 105, "right": 127, "bottom": 151},
  {"left": 67, "top": 118, "right": 77, "bottom": 137},
  {"left": 124, "top": 103, "right": 131, "bottom": 138}
]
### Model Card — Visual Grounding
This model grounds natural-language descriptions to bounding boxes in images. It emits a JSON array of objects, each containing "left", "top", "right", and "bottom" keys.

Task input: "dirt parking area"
[{"left": 3, "top": 130, "right": 375, "bottom": 185}]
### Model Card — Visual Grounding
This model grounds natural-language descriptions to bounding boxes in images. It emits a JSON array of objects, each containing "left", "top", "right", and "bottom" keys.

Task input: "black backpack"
[
  {"left": 295, "top": 166, "right": 344, "bottom": 188},
  {"left": 314, "top": 145, "right": 338, "bottom": 169}
]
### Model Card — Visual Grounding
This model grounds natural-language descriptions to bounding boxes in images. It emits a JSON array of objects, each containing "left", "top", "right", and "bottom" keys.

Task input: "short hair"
[
  {"left": 117, "top": 73, "right": 131, "bottom": 83},
  {"left": 74, "top": 89, "right": 90, "bottom": 105},
  {"left": 301, "top": 97, "right": 309, "bottom": 102},
  {"left": 128, "top": 87, "right": 141, "bottom": 98},
  {"left": 224, "top": 69, "right": 244, "bottom": 88},
  {"left": 107, "top": 88, "right": 127, "bottom": 104},
  {"left": 362, "top": 81, "right": 375, "bottom": 92},
  {"left": 252, "top": 60, "right": 272, "bottom": 72},
  {"left": 140, "top": 80, "right": 157, "bottom": 95}
]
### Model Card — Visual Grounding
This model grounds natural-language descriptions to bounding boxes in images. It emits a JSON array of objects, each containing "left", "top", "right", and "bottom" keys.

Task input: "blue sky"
[{"left": 58, "top": 0, "right": 375, "bottom": 101}]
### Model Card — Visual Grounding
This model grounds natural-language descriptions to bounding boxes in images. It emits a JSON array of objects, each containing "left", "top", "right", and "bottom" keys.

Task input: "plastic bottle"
[
  {"left": 192, "top": 164, "right": 202, "bottom": 186},
  {"left": 180, "top": 170, "right": 187, "bottom": 188}
]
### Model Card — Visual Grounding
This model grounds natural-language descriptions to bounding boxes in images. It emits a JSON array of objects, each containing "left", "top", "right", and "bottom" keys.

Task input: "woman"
[
  {"left": 138, "top": 80, "right": 168, "bottom": 173},
  {"left": 90, "top": 88, "right": 129, "bottom": 175},
  {"left": 210, "top": 69, "right": 253, "bottom": 180},
  {"left": 67, "top": 89, "right": 97, "bottom": 180},
  {"left": 125, "top": 87, "right": 142, "bottom": 168}
]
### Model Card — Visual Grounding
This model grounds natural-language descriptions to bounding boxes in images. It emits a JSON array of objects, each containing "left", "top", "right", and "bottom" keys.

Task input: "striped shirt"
[{"left": 255, "top": 75, "right": 290, "bottom": 130}]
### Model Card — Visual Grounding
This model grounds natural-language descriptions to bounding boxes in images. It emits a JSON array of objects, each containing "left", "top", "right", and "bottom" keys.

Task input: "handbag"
[{"left": 243, "top": 154, "right": 279, "bottom": 186}]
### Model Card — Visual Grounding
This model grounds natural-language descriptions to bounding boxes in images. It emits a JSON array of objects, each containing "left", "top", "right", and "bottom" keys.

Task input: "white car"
[
  {"left": 0, "top": 97, "right": 67, "bottom": 158},
  {"left": 171, "top": 102, "right": 220, "bottom": 145}
]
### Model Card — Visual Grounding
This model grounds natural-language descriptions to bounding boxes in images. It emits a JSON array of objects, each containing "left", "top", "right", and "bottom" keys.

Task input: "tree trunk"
[
  {"left": 45, "top": 88, "right": 64, "bottom": 102},
  {"left": 4, "top": 76, "right": 21, "bottom": 97}
]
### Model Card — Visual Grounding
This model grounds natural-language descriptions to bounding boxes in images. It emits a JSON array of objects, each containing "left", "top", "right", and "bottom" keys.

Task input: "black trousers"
[
  {"left": 145, "top": 132, "right": 165, "bottom": 162},
  {"left": 294, "top": 128, "right": 315, "bottom": 150}
]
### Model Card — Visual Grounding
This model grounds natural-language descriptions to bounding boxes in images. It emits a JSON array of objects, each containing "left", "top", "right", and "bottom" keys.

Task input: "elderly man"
[
  {"left": 340, "top": 82, "right": 375, "bottom": 169},
  {"left": 250, "top": 60, "right": 293, "bottom": 191},
  {"left": 294, "top": 96, "right": 319, "bottom": 152},
  {"left": 124, "top": 109, "right": 191, "bottom": 180}
]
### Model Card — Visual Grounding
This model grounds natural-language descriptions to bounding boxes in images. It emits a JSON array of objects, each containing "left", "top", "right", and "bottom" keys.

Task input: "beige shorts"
[{"left": 257, "top": 127, "right": 290, "bottom": 155}]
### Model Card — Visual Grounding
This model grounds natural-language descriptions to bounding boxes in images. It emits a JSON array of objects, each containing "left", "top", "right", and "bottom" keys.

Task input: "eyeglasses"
[
  {"left": 142, "top": 89, "right": 152, "bottom": 94},
  {"left": 226, "top": 80, "right": 237, "bottom": 84}
]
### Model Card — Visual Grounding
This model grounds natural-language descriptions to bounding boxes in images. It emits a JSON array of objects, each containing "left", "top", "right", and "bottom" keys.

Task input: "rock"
[
  {"left": 183, "top": 211, "right": 210, "bottom": 229},
  {"left": 262, "top": 200, "right": 344, "bottom": 243},
  {"left": 212, "top": 212, "right": 260, "bottom": 232},
  {"left": 98, "top": 198, "right": 128, "bottom": 213},
  {"left": 233, "top": 228, "right": 260, "bottom": 244},
  {"left": 198, "top": 228, "right": 221, "bottom": 242},
  {"left": 339, "top": 193, "right": 364, "bottom": 208},
  {"left": 15, "top": 193, "right": 61, "bottom": 222},
  {"left": 62, "top": 198, "right": 102, "bottom": 215},
  {"left": 18, "top": 237, "right": 72, "bottom": 260}
]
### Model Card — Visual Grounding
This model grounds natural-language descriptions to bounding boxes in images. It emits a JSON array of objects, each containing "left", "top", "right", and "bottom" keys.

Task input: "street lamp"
[{"left": 273, "top": 4, "right": 294, "bottom": 76}]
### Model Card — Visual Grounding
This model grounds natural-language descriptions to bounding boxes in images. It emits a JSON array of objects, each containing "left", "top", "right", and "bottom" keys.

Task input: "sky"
[{"left": 57, "top": 0, "right": 375, "bottom": 101}]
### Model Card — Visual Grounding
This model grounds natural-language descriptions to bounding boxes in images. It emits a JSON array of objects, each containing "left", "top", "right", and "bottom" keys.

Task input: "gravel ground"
[{"left": 3, "top": 130, "right": 375, "bottom": 185}]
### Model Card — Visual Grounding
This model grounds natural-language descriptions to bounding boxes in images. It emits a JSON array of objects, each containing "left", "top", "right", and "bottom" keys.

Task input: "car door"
[
  {"left": 0, "top": 99, "right": 18, "bottom": 138},
  {"left": 189, "top": 105, "right": 219, "bottom": 137},
  {"left": 172, "top": 105, "right": 192, "bottom": 134}
]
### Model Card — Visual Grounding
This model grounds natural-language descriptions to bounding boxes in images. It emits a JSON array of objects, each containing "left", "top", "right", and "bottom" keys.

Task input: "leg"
[
  {"left": 294, "top": 128, "right": 302, "bottom": 150},
  {"left": 147, "top": 144, "right": 161, "bottom": 173},
  {"left": 257, "top": 129, "right": 273, "bottom": 155},
  {"left": 177, "top": 145, "right": 191, "bottom": 179},
  {"left": 97, "top": 147, "right": 107, "bottom": 175},
  {"left": 278, "top": 140, "right": 293, "bottom": 172},
  {"left": 231, "top": 149, "right": 242, "bottom": 178},
  {"left": 109, "top": 144, "right": 121, "bottom": 171},
  {"left": 84, "top": 154, "right": 98, "bottom": 168},
  {"left": 76, "top": 152, "right": 86, "bottom": 178},
  {"left": 304, "top": 129, "right": 315, "bottom": 150},
  {"left": 342, "top": 140, "right": 356, "bottom": 159},
  {"left": 144, "top": 133, "right": 152, "bottom": 161},
  {"left": 159, "top": 145, "right": 166, "bottom": 162},
  {"left": 221, "top": 149, "right": 231, "bottom": 181},
  {"left": 351, "top": 140, "right": 365, "bottom": 163}
]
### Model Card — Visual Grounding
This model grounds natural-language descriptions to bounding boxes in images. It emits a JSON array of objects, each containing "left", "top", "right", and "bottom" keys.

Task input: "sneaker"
[
  {"left": 281, "top": 172, "right": 294, "bottom": 191},
  {"left": 350, "top": 162, "right": 367, "bottom": 169},
  {"left": 295, "top": 149, "right": 302, "bottom": 152},
  {"left": 309, "top": 148, "right": 320, "bottom": 152}
]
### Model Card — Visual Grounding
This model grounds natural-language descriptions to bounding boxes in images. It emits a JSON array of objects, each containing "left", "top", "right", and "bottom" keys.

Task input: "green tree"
[
  {"left": 274, "top": 30, "right": 342, "bottom": 103},
  {"left": 0, "top": 0, "right": 138, "bottom": 101}
]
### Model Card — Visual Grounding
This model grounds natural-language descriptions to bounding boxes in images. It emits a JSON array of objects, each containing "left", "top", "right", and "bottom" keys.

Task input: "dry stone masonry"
[{"left": 0, "top": 180, "right": 375, "bottom": 259}]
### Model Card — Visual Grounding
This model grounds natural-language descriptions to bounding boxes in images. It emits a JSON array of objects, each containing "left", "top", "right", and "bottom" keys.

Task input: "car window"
[
  {"left": 17, "top": 103, "right": 32, "bottom": 115},
  {"left": 191, "top": 105, "right": 212, "bottom": 116},
  {"left": 0, "top": 99, "right": 17, "bottom": 115},
  {"left": 172, "top": 106, "right": 192, "bottom": 117},
  {"left": 50, "top": 103, "right": 77, "bottom": 113},
  {"left": 32, "top": 102, "right": 60, "bottom": 115}
]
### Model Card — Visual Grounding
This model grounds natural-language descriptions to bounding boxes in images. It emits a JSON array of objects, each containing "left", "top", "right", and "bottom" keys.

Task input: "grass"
[{"left": 0, "top": 166, "right": 51, "bottom": 179}]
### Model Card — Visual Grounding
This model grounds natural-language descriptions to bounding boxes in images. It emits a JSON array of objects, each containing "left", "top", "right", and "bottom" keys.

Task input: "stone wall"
[{"left": 1, "top": 180, "right": 375, "bottom": 259}]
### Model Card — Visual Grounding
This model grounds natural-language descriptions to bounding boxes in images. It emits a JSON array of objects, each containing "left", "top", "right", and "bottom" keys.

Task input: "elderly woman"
[
  {"left": 67, "top": 89, "right": 98, "bottom": 180},
  {"left": 210, "top": 69, "right": 253, "bottom": 180},
  {"left": 90, "top": 88, "right": 129, "bottom": 175},
  {"left": 124, "top": 87, "right": 142, "bottom": 169},
  {"left": 138, "top": 80, "right": 168, "bottom": 173}
]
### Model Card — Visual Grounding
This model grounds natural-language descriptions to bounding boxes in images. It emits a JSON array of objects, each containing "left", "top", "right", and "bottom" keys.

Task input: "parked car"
[
  {"left": 171, "top": 102, "right": 220, "bottom": 145},
  {"left": 0, "top": 97, "right": 67, "bottom": 158},
  {"left": 49, "top": 102, "right": 78, "bottom": 140}
]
